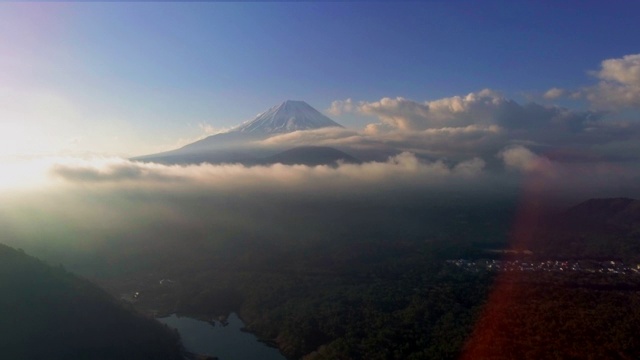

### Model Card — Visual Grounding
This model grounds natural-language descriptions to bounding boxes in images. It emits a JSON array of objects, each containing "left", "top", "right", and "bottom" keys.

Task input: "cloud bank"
[
  {"left": 47, "top": 153, "right": 487, "bottom": 196},
  {"left": 1, "top": 150, "right": 637, "bottom": 269},
  {"left": 324, "top": 55, "right": 640, "bottom": 169}
]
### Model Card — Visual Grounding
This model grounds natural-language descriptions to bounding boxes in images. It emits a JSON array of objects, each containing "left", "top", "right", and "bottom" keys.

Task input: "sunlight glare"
[
  {"left": 0, "top": 157, "right": 51, "bottom": 191},
  {"left": 0, "top": 122, "right": 31, "bottom": 157}
]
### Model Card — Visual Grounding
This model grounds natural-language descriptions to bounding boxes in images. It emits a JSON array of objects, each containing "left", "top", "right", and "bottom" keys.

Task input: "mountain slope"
[
  {"left": 258, "top": 146, "right": 361, "bottom": 166},
  {"left": 0, "top": 243, "right": 184, "bottom": 360},
  {"left": 561, "top": 197, "right": 640, "bottom": 231},
  {"left": 534, "top": 198, "right": 640, "bottom": 260}
]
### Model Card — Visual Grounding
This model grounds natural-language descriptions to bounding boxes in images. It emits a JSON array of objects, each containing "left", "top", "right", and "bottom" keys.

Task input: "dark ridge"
[
  {"left": 562, "top": 197, "right": 640, "bottom": 231},
  {"left": 532, "top": 198, "right": 640, "bottom": 261},
  {"left": 0, "top": 243, "right": 184, "bottom": 360}
]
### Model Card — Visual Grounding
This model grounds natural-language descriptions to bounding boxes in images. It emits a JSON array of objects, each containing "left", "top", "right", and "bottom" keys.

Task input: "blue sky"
[{"left": 1, "top": 1, "right": 640, "bottom": 157}]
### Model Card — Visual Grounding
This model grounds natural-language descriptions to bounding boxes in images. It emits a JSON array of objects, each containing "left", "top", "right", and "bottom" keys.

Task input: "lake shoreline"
[{"left": 158, "top": 312, "right": 287, "bottom": 360}]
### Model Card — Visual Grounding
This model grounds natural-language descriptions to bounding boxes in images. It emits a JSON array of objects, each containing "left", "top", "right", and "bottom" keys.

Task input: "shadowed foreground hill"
[
  {"left": 534, "top": 198, "right": 640, "bottom": 261},
  {"left": 0, "top": 243, "right": 183, "bottom": 360},
  {"left": 561, "top": 198, "right": 640, "bottom": 232}
]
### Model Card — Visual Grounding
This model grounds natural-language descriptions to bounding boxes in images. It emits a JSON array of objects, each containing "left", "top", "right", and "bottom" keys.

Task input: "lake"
[{"left": 158, "top": 313, "right": 286, "bottom": 360}]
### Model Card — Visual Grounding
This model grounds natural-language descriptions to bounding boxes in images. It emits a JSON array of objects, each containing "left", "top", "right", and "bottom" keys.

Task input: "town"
[{"left": 447, "top": 259, "right": 640, "bottom": 275}]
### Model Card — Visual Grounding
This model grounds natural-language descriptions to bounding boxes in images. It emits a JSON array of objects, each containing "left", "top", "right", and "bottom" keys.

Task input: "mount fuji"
[{"left": 133, "top": 100, "right": 358, "bottom": 166}]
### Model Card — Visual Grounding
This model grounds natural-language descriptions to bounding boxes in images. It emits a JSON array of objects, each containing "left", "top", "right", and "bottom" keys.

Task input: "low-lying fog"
[{"left": 1, "top": 147, "right": 639, "bottom": 277}]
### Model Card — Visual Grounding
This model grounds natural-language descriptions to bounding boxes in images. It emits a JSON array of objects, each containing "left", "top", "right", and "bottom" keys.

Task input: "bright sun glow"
[
  {"left": 0, "top": 122, "right": 55, "bottom": 189},
  {"left": 0, "top": 123, "right": 29, "bottom": 156},
  {"left": 0, "top": 121, "right": 57, "bottom": 158},
  {"left": 0, "top": 158, "right": 51, "bottom": 190}
]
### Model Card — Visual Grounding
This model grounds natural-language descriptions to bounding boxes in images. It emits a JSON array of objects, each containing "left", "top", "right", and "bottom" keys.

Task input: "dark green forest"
[
  {"left": 91, "top": 198, "right": 640, "bottom": 359},
  {"left": 119, "top": 240, "right": 640, "bottom": 360}
]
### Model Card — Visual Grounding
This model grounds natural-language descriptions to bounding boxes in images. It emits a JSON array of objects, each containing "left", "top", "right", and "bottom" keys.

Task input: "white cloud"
[
  {"left": 498, "top": 145, "right": 553, "bottom": 173},
  {"left": 376, "top": 125, "right": 505, "bottom": 159},
  {"left": 8, "top": 151, "right": 638, "bottom": 218},
  {"left": 199, "top": 122, "right": 229, "bottom": 135},
  {"left": 354, "top": 91, "right": 511, "bottom": 131},
  {"left": 543, "top": 88, "right": 567, "bottom": 100},
  {"left": 48, "top": 153, "right": 485, "bottom": 193},
  {"left": 584, "top": 53, "right": 640, "bottom": 109},
  {"left": 255, "top": 123, "right": 505, "bottom": 161},
  {"left": 541, "top": 54, "right": 640, "bottom": 110},
  {"left": 326, "top": 98, "right": 357, "bottom": 116},
  {"left": 326, "top": 90, "right": 616, "bottom": 162},
  {"left": 259, "top": 127, "right": 364, "bottom": 148},
  {"left": 597, "top": 54, "right": 640, "bottom": 86},
  {"left": 453, "top": 157, "right": 486, "bottom": 177},
  {"left": 353, "top": 89, "right": 571, "bottom": 132},
  {"left": 586, "top": 82, "right": 640, "bottom": 110},
  {"left": 358, "top": 97, "right": 433, "bottom": 130}
]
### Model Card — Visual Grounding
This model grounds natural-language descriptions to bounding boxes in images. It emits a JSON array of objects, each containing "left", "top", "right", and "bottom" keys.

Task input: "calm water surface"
[{"left": 158, "top": 313, "right": 285, "bottom": 360}]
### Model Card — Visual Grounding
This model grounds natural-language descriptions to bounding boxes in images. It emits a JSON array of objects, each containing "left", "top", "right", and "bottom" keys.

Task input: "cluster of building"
[{"left": 447, "top": 259, "right": 640, "bottom": 275}]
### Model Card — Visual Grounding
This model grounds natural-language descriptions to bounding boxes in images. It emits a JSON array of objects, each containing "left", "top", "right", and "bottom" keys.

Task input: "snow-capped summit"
[{"left": 231, "top": 100, "right": 343, "bottom": 134}]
